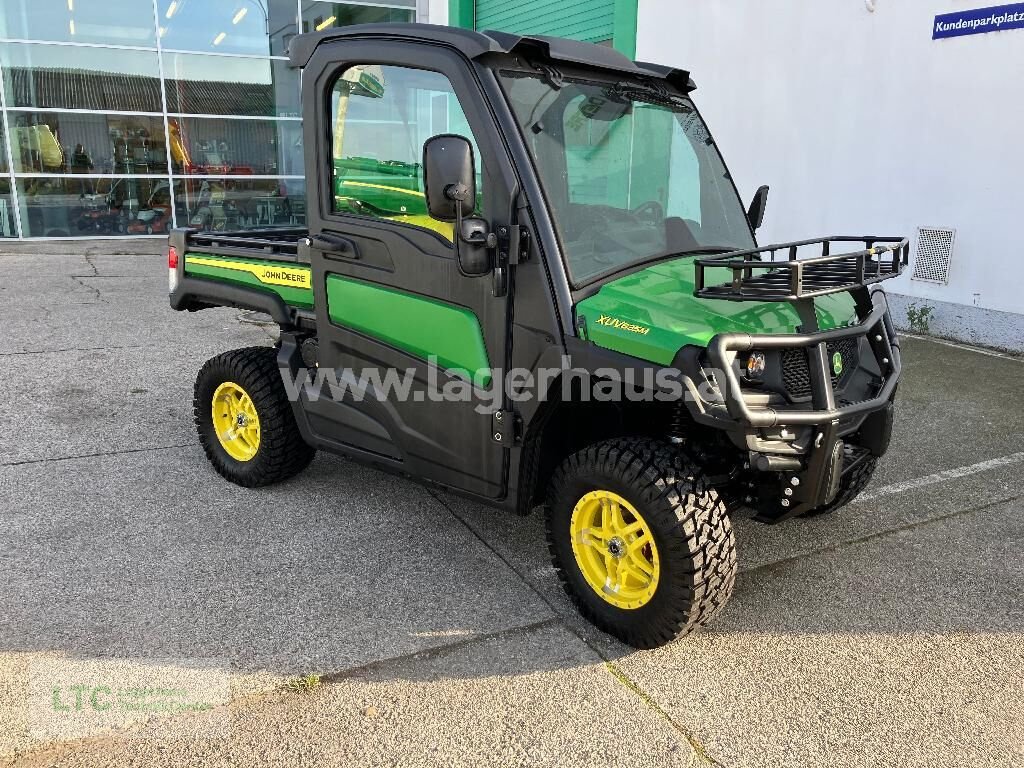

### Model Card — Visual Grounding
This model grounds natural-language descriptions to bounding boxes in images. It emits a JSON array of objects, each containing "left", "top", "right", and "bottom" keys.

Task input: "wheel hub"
[
  {"left": 569, "top": 490, "right": 660, "bottom": 610},
  {"left": 211, "top": 381, "right": 261, "bottom": 462}
]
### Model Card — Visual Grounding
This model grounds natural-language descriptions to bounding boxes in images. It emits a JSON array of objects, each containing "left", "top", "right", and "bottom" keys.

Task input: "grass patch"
[{"left": 284, "top": 673, "right": 322, "bottom": 693}]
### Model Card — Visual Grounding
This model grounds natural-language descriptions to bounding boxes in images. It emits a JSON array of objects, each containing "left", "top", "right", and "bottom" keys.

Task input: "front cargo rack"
[{"left": 693, "top": 236, "right": 909, "bottom": 302}]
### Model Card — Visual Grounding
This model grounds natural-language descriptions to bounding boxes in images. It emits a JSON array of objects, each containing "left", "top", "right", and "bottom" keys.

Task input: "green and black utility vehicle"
[{"left": 169, "top": 24, "right": 907, "bottom": 648}]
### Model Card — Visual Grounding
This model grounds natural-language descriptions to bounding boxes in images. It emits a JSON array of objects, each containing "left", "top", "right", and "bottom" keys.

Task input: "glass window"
[
  {"left": 0, "top": 0, "right": 156, "bottom": 47},
  {"left": 158, "top": 0, "right": 298, "bottom": 57},
  {"left": 163, "top": 52, "right": 299, "bottom": 117},
  {"left": 329, "top": 64, "right": 481, "bottom": 239},
  {"left": 0, "top": 119, "right": 8, "bottom": 174},
  {"left": 0, "top": 43, "right": 162, "bottom": 112},
  {"left": 168, "top": 117, "right": 302, "bottom": 175},
  {"left": 10, "top": 113, "right": 169, "bottom": 175},
  {"left": 173, "top": 177, "right": 305, "bottom": 231},
  {"left": 500, "top": 72, "right": 754, "bottom": 284},
  {"left": 300, "top": 1, "right": 415, "bottom": 33},
  {"left": 0, "top": 179, "right": 16, "bottom": 237},
  {"left": 16, "top": 176, "right": 172, "bottom": 237}
]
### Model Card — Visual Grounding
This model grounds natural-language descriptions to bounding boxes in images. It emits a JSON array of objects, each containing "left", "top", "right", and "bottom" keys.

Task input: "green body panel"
[
  {"left": 325, "top": 275, "right": 491, "bottom": 383},
  {"left": 183, "top": 253, "right": 314, "bottom": 309},
  {"left": 575, "top": 257, "right": 859, "bottom": 365}
]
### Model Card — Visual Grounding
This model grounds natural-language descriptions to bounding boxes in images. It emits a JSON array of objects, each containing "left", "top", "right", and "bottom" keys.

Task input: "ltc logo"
[{"left": 832, "top": 351, "right": 844, "bottom": 375}]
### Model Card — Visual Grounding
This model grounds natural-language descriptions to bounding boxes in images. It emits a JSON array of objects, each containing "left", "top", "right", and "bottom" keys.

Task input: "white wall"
[
  {"left": 424, "top": 0, "right": 450, "bottom": 25},
  {"left": 636, "top": 0, "right": 1024, "bottom": 331}
]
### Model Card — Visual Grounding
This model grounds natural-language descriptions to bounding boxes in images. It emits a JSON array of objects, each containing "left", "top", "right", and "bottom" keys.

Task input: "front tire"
[
  {"left": 546, "top": 438, "right": 737, "bottom": 649},
  {"left": 194, "top": 347, "right": 315, "bottom": 487}
]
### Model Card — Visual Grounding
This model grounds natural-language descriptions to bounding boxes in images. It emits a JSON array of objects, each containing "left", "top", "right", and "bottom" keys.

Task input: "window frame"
[{"left": 306, "top": 41, "right": 516, "bottom": 251}]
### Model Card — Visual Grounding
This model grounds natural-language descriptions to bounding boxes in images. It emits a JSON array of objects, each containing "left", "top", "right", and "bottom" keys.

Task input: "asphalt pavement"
[{"left": 1, "top": 247, "right": 1021, "bottom": 767}]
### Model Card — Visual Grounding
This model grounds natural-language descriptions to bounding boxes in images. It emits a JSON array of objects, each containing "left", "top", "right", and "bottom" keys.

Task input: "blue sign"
[{"left": 933, "top": 3, "right": 1024, "bottom": 39}]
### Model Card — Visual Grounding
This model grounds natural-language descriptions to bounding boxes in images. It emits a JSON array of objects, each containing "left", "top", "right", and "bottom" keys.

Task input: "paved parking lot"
[{"left": 1, "top": 247, "right": 1022, "bottom": 767}]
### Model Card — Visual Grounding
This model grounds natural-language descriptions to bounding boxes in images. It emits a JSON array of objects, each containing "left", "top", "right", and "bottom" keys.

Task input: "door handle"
[{"left": 307, "top": 233, "right": 358, "bottom": 258}]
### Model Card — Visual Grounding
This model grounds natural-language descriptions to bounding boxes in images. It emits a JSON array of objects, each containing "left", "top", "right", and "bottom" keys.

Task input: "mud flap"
[
  {"left": 821, "top": 438, "right": 845, "bottom": 506},
  {"left": 859, "top": 401, "right": 895, "bottom": 457}
]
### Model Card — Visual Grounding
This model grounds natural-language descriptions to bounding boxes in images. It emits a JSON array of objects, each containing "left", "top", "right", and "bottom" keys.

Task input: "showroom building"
[{"left": 0, "top": 0, "right": 419, "bottom": 239}]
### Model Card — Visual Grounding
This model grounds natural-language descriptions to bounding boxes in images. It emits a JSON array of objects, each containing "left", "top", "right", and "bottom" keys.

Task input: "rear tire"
[
  {"left": 194, "top": 346, "right": 315, "bottom": 487},
  {"left": 546, "top": 438, "right": 737, "bottom": 649},
  {"left": 805, "top": 446, "right": 877, "bottom": 517}
]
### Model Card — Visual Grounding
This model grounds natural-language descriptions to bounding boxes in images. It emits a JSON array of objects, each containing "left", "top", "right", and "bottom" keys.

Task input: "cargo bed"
[{"left": 168, "top": 227, "right": 316, "bottom": 330}]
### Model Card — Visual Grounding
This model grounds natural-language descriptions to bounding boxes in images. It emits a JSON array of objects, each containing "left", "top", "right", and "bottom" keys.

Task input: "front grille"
[{"left": 780, "top": 338, "right": 859, "bottom": 399}]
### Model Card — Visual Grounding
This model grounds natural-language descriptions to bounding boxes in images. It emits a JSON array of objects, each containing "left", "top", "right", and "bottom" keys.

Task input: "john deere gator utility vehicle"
[{"left": 168, "top": 24, "right": 907, "bottom": 648}]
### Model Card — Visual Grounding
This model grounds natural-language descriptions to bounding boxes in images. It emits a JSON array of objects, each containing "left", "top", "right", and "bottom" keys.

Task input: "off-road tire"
[
  {"left": 194, "top": 346, "right": 315, "bottom": 487},
  {"left": 546, "top": 437, "right": 737, "bottom": 649},
  {"left": 804, "top": 446, "right": 877, "bottom": 517}
]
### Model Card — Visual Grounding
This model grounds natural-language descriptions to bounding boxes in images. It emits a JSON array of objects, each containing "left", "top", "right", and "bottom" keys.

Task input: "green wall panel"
[{"left": 475, "top": 0, "right": 615, "bottom": 45}]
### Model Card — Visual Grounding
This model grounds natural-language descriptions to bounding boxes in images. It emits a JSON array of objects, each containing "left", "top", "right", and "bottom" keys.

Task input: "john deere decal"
[{"left": 185, "top": 256, "right": 312, "bottom": 290}]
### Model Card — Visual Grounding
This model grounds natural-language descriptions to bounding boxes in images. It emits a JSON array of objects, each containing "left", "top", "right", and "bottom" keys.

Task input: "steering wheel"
[{"left": 632, "top": 200, "right": 665, "bottom": 224}]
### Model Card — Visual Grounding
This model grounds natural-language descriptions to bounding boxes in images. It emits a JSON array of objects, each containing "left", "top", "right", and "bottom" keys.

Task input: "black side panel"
[{"left": 170, "top": 276, "right": 294, "bottom": 327}]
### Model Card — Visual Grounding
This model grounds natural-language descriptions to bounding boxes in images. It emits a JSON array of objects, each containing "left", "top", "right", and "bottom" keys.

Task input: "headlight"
[{"left": 743, "top": 351, "right": 766, "bottom": 379}]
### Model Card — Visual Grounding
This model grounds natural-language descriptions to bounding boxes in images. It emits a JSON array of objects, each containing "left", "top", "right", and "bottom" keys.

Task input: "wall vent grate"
[{"left": 912, "top": 227, "right": 956, "bottom": 284}]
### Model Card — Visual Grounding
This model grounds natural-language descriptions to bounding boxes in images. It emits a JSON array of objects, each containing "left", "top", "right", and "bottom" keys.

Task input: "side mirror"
[
  {"left": 747, "top": 184, "right": 769, "bottom": 231},
  {"left": 423, "top": 134, "right": 476, "bottom": 221},
  {"left": 423, "top": 134, "right": 490, "bottom": 277}
]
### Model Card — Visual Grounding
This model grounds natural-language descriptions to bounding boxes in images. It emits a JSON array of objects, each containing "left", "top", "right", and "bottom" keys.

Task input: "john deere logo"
[{"left": 832, "top": 351, "right": 844, "bottom": 375}]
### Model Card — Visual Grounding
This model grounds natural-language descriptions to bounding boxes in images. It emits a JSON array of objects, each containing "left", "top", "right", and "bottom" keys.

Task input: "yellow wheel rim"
[
  {"left": 211, "top": 381, "right": 261, "bottom": 462},
  {"left": 569, "top": 490, "right": 660, "bottom": 610}
]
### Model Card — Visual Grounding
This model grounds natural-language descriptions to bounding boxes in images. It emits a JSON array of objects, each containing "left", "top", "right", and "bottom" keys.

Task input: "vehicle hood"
[{"left": 574, "top": 256, "right": 858, "bottom": 365}]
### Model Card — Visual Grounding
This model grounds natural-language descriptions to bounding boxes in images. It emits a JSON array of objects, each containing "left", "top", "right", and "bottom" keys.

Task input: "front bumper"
[
  {"left": 689, "top": 290, "right": 900, "bottom": 518},
  {"left": 705, "top": 290, "right": 899, "bottom": 428}
]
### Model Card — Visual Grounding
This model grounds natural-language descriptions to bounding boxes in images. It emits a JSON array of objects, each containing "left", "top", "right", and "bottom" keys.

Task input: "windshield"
[{"left": 499, "top": 71, "right": 755, "bottom": 284}]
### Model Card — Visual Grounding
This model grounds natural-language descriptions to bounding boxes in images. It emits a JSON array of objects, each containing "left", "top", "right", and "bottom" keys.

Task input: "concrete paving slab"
[
  {"left": 5, "top": 624, "right": 698, "bottom": 768},
  {"left": 0, "top": 252, "right": 268, "bottom": 353},
  {"left": 0, "top": 448, "right": 553, "bottom": 755},
  {"left": 0, "top": 340, "right": 271, "bottom": 465},
  {"left": 0, "top": 253, "right": 153, "bottom": 306},
  {"left": 3, "top": 301, "right": 271, "bottom": 355},
  {"left": 615, "top": 498, "right": 1024, "bottom": 768},
  {"left": 3, "top": 250, "right": 1022, "bottom": 767},
  {"left": 872, "top": 335, "right": 1024, "bottom": 486}
]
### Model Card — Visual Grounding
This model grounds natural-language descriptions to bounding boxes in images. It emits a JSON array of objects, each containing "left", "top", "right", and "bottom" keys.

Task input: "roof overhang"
[{"left": 287, "top": 23, "right": 695, "bottom": 92}]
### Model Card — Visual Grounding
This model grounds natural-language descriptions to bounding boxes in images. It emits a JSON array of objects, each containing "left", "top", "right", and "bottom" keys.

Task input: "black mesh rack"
[
  {"left": 188, "top": 227, "right": 307, "bottom": 259},
  {"left": 693, "top": 236, "right": 909, "bottom": 302}
]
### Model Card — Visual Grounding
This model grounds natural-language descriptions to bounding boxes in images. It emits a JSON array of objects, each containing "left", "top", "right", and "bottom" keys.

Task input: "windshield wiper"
[
  {"left": 671, "top": 246, "right": 738, "bottom": 258},
  {"left": 606, "top": 81, "right": 688, "bottom": 109},
  {"left": 531, "top": 62, "right": 564, "bottom": 90}
]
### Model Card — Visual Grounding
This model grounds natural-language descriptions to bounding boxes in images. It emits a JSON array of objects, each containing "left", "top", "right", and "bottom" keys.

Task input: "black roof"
[{"left": 287, "top": 23, "right": 694, "bottom": 91}]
